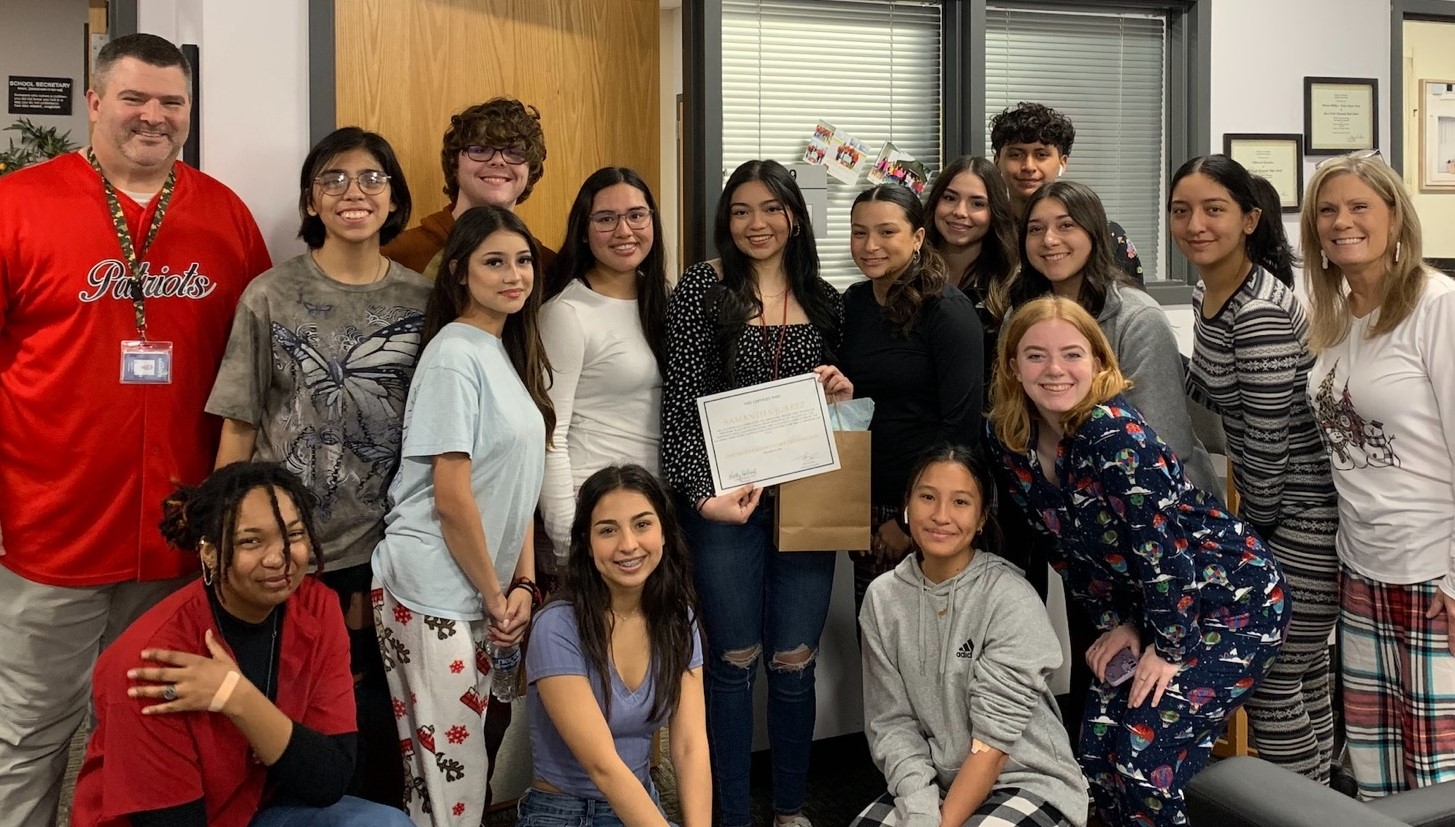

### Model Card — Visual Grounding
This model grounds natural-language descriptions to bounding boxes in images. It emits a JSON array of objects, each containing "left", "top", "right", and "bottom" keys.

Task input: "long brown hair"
[
  {"left": 1004, "top": 181, "right": 1126, "bottom": 318},
  {"left": 555, "top": 465, "right": 697, "bottom": 721},
  {"left": 989, "top": 296, "right": 1131, "bottom": 453},
  {"left": 923, "top": 156, "right": 1019, "bottom": 315},
  {"left": 851, "top": 184, "right": 947, "bottom": 336},
  {"left": 425, "top": 205, "right": 556, "bottom": 441},
  {"left": 1299, "top": 154, "right": 1430, "bottom": 352}
]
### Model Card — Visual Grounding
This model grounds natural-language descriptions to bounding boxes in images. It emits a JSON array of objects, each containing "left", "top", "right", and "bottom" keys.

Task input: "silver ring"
[{"left": 162, "top": 684, "right": 177, "bottom": 701}]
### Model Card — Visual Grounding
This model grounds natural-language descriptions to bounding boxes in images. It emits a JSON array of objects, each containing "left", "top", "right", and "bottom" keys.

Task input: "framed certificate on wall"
[
  {"left": 1223, "top": 133, "right": 1304, "bottom": 212},
  {"left": 1304, "top": 77, "right": 1378, "bottom": 155}
]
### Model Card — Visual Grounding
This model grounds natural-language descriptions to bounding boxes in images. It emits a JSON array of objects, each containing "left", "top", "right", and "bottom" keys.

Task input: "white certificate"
[{"left": 696, "top": 373, "right": 841, "bottom": 496}]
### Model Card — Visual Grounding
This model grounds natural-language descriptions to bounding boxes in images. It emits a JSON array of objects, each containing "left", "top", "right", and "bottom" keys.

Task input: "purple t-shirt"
[{"left": 525, "top": 602, "right": 703, "bottom": 799}]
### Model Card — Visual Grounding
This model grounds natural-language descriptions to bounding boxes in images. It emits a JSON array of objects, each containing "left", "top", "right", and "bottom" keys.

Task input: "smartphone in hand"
[{"left": 1105, "top": 646, "right": 1139, "bottom": 687}]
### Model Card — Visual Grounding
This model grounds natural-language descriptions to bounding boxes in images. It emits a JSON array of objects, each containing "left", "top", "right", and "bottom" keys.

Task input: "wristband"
[
  {"left": 210, "top": 670, "right": 241, "bottom": 712},
  {"left": 508, "top": 576, "right": 544, "bottom": 610}
]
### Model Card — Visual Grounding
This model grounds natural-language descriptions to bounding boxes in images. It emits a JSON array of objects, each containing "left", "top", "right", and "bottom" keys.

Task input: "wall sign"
[{"left": 7, "top": 76, "right": 73, "bottom": 116}]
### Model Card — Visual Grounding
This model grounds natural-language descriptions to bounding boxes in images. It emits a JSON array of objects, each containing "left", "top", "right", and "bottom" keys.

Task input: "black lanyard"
[{"left": 86, "top": 148, "right": 177, "bottom": 339}]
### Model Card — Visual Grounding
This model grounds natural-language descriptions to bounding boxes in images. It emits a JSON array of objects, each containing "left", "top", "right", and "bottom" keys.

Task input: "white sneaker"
[{"left": 775, "top": 816, "right": 812, "bottom": 827}]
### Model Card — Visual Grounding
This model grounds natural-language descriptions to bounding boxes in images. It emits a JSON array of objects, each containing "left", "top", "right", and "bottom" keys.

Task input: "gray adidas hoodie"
[{"left": 860, "top": 551, "right": 1088, "bottom": 827}]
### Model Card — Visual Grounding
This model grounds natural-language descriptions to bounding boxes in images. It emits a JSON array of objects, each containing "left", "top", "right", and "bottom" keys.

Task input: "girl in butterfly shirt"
[{"left": 206, "top": 127, "right": 432, "bottom": 803}]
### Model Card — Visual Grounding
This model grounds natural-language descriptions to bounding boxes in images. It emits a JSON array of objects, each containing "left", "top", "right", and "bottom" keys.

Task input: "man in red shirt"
[{"left": 0, "top": 33, "right": 270, "bottom": 827}]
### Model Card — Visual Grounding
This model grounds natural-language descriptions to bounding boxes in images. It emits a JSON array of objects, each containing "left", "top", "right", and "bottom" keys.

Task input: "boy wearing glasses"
[
  {"left": 383, "top": 97, "right": 555, "bottom": 277},
  {"left": 991, "top": 102, "right": 1145, "bottom": 283},
  {"left": 206, "top": 127, "right": 431, "bottom": 805}
]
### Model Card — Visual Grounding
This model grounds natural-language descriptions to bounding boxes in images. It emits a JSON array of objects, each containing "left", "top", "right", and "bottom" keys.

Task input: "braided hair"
[{"left": 158, "top": 462, "right": 325, "bottom": 603}]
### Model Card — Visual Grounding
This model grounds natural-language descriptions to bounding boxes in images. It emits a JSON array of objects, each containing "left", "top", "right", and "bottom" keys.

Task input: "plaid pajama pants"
[
  {"left": 849, "top": 789, "right": 1073, "bottom": 827},
  {"left": 1340, "top": 568, "right": 1455, "bottom": 798}
]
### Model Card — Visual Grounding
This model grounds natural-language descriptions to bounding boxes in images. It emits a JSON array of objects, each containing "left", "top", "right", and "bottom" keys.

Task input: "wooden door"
[{"left": 334, "top": 0, "right": 660, "bottom": 252}]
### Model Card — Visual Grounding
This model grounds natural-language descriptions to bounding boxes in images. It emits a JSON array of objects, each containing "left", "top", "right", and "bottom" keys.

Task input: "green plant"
[{"left": 0, "top": 118, "right": 78, "bottom": 176}]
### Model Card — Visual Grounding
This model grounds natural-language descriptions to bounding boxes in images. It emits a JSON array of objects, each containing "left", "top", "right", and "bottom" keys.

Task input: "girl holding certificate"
[{"left": 660, "top": 159, "right": 850, "bottom": 827}]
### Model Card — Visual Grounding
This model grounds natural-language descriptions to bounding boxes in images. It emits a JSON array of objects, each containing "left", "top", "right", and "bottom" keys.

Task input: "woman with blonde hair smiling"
[
  {"left": 986, "top": 295, "right": 1289, "bottom": 826},
  {"left": 1301, "top": 152, "right": 1455, "bottom": 798}
]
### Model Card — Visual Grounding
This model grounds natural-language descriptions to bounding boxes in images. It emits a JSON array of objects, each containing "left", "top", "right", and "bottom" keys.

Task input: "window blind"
[
  {"left": 722, "top": 0, "right": 942, "bottom": 290},
  {"left": 984, "top": 6, "right": 1168, "bottom": 281}
]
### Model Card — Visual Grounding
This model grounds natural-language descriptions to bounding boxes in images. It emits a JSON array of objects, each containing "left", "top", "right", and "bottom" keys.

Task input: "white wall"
[
  {"left": 138, "top": 0, "right": 310, "bottom": 264},
  {"left": 659, "top": 5, "right": 683, "bottom": 279},
  {"left": 1207, "top": 0, "right": 1391, "bottom": 259},
  {"left": 1403, "top": 18, "right": 1455, "bottom": 259},
  {"left": 1, "top": 0, "right": 92, "bottom": 147}
]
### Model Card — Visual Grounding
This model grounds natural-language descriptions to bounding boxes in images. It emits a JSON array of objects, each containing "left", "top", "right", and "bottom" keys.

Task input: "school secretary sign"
[{"left": 8, "top": 76, "right": 73, "bottom": 115}]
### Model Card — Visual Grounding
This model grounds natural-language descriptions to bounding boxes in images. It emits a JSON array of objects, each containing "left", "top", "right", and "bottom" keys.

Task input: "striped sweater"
[{"left": 1188, "top": 267, "right": 1336, "bottom": 534}]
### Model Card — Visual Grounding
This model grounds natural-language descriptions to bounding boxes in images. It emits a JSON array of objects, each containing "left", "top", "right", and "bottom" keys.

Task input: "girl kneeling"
[
  {"left": 853, "top": 447, "right": 1088, "bottom": 827},
  {"left": 987, "top": 296, "right": 1291, "bottom": 826},
  {"left": 520, "top": 465, "right": 710, "bottom": 826}
]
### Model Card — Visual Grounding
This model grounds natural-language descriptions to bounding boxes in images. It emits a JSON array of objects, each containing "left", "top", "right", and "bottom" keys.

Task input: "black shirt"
[{"left": 840, "top": 281, "right": 985, "bottom": 505}]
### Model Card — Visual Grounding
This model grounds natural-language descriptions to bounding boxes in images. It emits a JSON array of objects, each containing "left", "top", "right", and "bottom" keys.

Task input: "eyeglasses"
[
  {"left": 1315, "top": 148, "right": 1383, "bottom": 170},
  {"left": 589, "top": 207, "right": 653, "bottom": 232},
  {"left": 462, "top": 145, "right": 528, "bottom": 164},
  {"left": 313, "top": 170, "right": 391, "bottom": 196}
]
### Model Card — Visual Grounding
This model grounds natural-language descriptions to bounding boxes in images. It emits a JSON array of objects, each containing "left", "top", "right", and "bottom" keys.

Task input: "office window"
[
  {"left": 721, "top": 0, "right": 942, "bottom": 289},
  {"left": 985, "top": 6, "right": 1169, "bottom": 281}
]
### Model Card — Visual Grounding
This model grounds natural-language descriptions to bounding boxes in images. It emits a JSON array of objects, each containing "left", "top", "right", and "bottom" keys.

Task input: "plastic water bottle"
[{"left": 488, "top": 641, "right": 521, "bottom": 702}]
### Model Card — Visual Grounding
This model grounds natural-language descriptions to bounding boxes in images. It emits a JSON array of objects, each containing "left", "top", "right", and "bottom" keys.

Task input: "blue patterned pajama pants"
[{"left": 1077, "top": 619, "right": 1287, "bottom": 826}]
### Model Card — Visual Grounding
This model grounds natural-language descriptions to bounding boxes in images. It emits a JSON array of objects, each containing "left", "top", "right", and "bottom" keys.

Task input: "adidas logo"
[{"left": 956, "top": 639, "right": 975, "bottom": 659}]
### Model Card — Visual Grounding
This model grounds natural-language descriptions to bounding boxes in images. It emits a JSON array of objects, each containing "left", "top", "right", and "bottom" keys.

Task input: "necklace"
[
  {"left": 757, "top": 291, "right": 790, "bottom": 380},
  {"left": 262, "top": 609, "right": 280, "bottom": 699},
  {"left": 311, "top": 249, "right": 388, "bottom": 285},
  {"left": 209, "top": 600, "right": 283, "bottom": 700}
]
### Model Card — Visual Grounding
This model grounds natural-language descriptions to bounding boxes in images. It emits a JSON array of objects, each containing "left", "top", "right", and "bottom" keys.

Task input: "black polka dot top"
[{"left": 661, "top": 261, "right": 843, "bottom": 503}]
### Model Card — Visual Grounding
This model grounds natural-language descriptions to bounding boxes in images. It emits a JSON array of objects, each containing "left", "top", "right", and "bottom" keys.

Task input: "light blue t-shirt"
[
  {"left": 525, "top": 602, "right": 703, "bottom": 800},
  {"left": 372, "top": 322, "right": 546, "bottom": 620}
]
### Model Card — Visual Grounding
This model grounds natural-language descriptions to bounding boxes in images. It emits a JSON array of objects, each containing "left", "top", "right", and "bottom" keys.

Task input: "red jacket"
[{"left": 70, "top": 577, "right": 355, "bottom": 827}]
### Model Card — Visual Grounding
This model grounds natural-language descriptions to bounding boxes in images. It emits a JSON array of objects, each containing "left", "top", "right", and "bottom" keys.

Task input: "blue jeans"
[
  {"left": 248, "top": 796, "right": 413, "bottom": 826},
  {"left": 515, "top": 785, "right": 674, "bottom": 826},
  {"left": 679, "top": 497, "right": 836, "bottom": 827}
]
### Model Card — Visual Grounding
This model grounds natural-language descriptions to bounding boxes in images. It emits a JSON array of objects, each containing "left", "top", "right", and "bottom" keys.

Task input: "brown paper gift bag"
[{"left": 774, "top": 430, "right": 872, "bottom": 551}]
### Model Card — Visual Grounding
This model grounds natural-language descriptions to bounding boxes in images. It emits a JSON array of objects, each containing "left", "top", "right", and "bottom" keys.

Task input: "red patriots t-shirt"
[{"left": 0, "top": 152, "right": 270, "bottom": 585}]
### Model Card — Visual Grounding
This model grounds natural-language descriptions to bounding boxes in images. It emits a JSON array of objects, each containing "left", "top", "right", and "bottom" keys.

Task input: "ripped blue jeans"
[{"left": 679, "top": 497, "right": 836, "bottom": 827}]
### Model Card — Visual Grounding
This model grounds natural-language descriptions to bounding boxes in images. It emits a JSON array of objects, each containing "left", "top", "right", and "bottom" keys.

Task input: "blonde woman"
[{"left": 1301, "top": 153, "right": 1455, "bottom": 798}]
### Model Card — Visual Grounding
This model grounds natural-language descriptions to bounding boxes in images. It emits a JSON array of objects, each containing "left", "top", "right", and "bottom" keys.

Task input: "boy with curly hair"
[
  {"left": 383, "top": 97, "right": 555, "bottom": 277},
  {"left": 990, "top": 102, "right": 1144, "bottom": 282}
]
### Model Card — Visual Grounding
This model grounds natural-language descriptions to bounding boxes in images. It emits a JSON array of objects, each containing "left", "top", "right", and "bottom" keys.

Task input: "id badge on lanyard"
[{"left": 88, "top": 148, "right": 178, "bottom": 384}]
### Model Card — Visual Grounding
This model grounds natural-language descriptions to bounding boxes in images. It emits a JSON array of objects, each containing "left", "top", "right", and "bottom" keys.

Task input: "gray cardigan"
[{"left": 1098, "top": 283, "right": 1221, "bottom": 493}]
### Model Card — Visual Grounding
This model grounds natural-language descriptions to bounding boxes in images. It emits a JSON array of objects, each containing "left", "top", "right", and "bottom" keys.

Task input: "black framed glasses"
[
  {"left": 463, "top": 145, "right": 528, "bottom": 164},
  {"left": 589, "top": 207, "right": 653, "bottom": 232},
  {"left": 314, "top": 170, "right": 390, "bottom": 196},
  {"left": 1315, "top": 148, "right": 1383, "bottom": 170}
]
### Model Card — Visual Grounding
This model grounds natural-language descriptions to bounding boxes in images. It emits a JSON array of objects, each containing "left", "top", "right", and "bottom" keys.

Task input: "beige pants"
[{"left": 0, "top": 564, "right": 190, "bottom": 827}]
